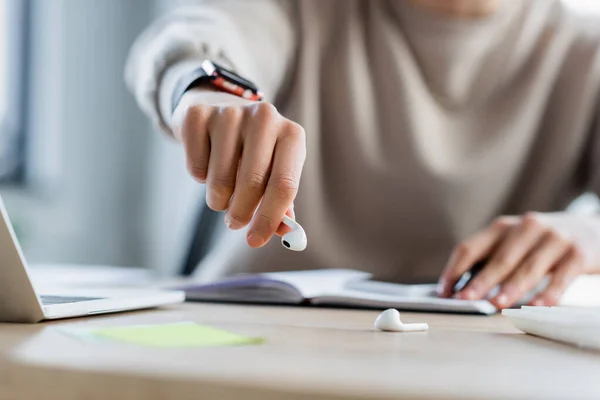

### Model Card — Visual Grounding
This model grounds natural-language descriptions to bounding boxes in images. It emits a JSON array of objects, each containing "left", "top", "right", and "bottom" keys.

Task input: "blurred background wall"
[
  {"left": 0, "top": 0, "right": 598, "bottom": 275},
  {"left": 0, "top": 0, "right": 204, "bottom": 275}
]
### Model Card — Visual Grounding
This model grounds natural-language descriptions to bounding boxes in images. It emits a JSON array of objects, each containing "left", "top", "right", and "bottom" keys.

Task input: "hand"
[
  {"left": 171, "top": 88, "right": 306, "bottom": 248},
  {"left": 437, "top": 213, "right": 600, "bottom": 308}
]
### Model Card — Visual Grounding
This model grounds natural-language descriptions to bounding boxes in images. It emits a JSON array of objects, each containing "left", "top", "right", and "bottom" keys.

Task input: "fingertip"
[
  {"left": 275, "top": 223, "right": 292, "bottom": 237},
  {"left": 452, "top": 291, "right": 464, "bottom": 300},
  {"left": 440, "top": 256, "right": 466, "bottom": 293},
  {"left": 530, "top": 291, "right": 559, "bottom": 307},
  {"left": 455, "top": 289, "right": 478, "bottom": 301},
  {"left": 225, "top": 210, "right": 252, "bottom": 231},
  {"left": 274, "top": 208, "right": 296, "bottom": 236},
  {"left": 247, "top": 232, "right": 267, "bottom": 248},
  {"left": 490, "top": 293, "right": 510, "bottom": 309},
  {"left": 435, "top": 282, "right": 446, "bottom": 297},
  {"left": 436, "top": 280, "right": 455, "bottom": 298},
  {"left": 530, "top": 297, "right": 547, "bottom": 307},
  {"left": 286, "top": 207, "right": 295, "bottom": 219}
]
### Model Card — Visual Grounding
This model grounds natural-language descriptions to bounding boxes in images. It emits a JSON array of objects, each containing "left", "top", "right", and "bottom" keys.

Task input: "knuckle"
[
  {"left": 256, "top": 212, "right": 276, "bottom": 230},
  {"left": 181, "top": 106, "right": 208, "bottom": 140},
  {"left": 455, "top": 243, "right": 472, "bottom": 258},
  {"left": 208, "top": 173, "right": 236, "bottom": 198},
  {"left": 221, "top": 106, "right": 243, "bottom": 121},
  {"left": 229, "top": 212, "right": 251, "bottom": 227},
  {"left": 569, "top": 245, "right": 585, "bottom": 263},
  {"left": 185, "top": 104, "right": 210, "bottom": 127},
  {"left": 284, "top": 121, "right": 306, "bottom": 140},
  {"left": 521, "top": 213, "right": 543, "bottom": 231},
  {"left": 254, "top": 102, "right": 278, "bottom": 120},
  {"left": 493, "top": 256, "right": 514, "bottom": 272},
  {"left": 270, "top": 174, "right": 299, "bottom": 200},
  {"left": 244, "top": 171, "right": 268, "bottom": 192},
  {"left": 545, "top": 229, "right": 567, "bottom": 245},
  {"left": 523, "top": 211, "right": 538, "bottom": 222},
  {"left": 492, "top": 216, "right": 513, "bottom": 229}
]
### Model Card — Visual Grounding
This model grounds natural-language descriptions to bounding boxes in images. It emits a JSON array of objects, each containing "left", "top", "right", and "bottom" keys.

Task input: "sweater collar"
[{"left": 388, "top": 0, "right": 525, "bottom": 107}]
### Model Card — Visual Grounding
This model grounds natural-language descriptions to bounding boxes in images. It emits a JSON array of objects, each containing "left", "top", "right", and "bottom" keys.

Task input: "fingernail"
[
  {"left": 228, "top": 218, "right": 244, "bottom": 231},
  {"left": 224, "top": 216, "right": 241, "bottom": 230},
  {"left": 247, "top": 232, "right": 266, "bottom": 248},
  {"left": 533, "top": 298, "right": 546, "bottom": 306},
  {"left": 499, "top": 285, "right": 517, "bottom": 304},
  {"left": 544, "top": 290, "right": 560, "bottom": 304},
  {"left": 495, "top": 294, "right": 509, "bottom": 308}
]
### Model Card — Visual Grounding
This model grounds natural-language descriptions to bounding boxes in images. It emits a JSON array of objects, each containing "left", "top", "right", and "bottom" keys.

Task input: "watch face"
[
  {"left": 212, "top": 62, "right": 259, "bottom": 92},
  {"left": 208, "top": 61, "right": 263, "bottom": 101}
]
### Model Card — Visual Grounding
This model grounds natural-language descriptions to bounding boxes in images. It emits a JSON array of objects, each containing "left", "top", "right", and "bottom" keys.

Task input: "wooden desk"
[{"left": 1, "top": 303, "right": 599, "bottom": 400}]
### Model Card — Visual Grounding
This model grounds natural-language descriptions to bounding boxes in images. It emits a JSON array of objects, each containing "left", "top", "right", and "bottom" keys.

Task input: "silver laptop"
[{"left": 0, "top": 197, "right": 185, "bottom": 323}]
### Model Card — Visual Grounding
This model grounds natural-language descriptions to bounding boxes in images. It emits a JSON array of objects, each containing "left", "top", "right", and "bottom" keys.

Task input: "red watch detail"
[
  {"left": 171, "top": 60, "right": 264, "bottom": 113},
  {"left": 212, "top": 76, "right": 263, "bottom": 101}
]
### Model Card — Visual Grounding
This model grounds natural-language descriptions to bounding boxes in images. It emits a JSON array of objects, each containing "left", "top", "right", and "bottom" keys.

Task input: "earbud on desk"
[
  {"left": 281, "top": 215, "right": 307, "bottom": 251},
  {"left": 374, "top": 308, "right": 429, "bottom": 332}
]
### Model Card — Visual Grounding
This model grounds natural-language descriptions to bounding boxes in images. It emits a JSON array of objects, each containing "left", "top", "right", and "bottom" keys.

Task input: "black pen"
[{"left": 452, "top": 259, "right": 488, "bottom": 294}]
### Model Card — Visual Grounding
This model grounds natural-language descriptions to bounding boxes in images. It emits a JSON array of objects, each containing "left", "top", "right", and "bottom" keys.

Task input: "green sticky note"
[{"left": 91, "top": 322, "right": 264, "bottom": 348}]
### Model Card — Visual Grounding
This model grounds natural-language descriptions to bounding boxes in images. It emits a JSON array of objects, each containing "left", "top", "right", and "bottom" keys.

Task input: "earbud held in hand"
[
  {"left": 374, "top": 308, "right": 429, "bottom": 332},
  {"left": 281, "top": 215, "right": 307, "bottom": 251}
]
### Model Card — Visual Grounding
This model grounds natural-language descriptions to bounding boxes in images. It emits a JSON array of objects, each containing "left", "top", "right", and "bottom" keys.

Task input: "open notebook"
[{"left": 179, "top": 269, "right": 498, "bottom": 315}]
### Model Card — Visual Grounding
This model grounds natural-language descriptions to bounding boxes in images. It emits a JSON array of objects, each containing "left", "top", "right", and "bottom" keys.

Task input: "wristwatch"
[{"left": 171, "top": 60, "right": 264, "bottom": 113}]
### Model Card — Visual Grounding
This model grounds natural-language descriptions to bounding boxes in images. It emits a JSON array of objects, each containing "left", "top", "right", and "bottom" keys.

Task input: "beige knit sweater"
[{"left": 126, "top": 0, "right": 600, "bottom": 283}]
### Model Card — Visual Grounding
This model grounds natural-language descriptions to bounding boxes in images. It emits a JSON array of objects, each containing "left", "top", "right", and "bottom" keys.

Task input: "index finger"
[{"left": 438, "top": 217, "right": 514, "bottom": 297}]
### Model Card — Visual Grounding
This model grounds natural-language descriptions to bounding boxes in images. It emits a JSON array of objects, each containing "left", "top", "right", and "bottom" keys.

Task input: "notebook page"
[
  {"left": 312, "top": 289, "right": 497, "bottom": 314},
  {"left": 262, "top": 269, "right": 372, "bottom": 299},
  {"left": 345, "top": 280, "right": 437, "bottom": 297},
  {"left": 181, "top": 275, "right": 305, "bottom": 303}
]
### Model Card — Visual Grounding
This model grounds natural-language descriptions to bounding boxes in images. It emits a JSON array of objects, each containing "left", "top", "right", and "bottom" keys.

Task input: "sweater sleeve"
[
  {"left": 124, "top": 0, "right": 297, "bottom": 134},
  {"left": 584, "top": 107, "right": 600, "bottom": 196}
]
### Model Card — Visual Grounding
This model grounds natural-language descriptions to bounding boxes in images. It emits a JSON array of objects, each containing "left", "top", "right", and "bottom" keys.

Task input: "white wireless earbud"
[
  {"left": 374, "top": 308, "right": 429, "bottom": 332},
  {"left": 281, "top": 215, "right": 307, "bottom": 251}
]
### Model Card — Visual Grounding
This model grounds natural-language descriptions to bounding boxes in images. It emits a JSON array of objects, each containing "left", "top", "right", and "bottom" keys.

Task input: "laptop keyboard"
[{"left": 40, "top": 295, "right": 105, "bottom": 305}]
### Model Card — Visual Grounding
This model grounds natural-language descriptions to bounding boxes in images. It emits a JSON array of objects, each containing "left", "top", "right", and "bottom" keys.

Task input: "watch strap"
[{"left": 170, "top": 67, "right": 210, "bottom": 115}]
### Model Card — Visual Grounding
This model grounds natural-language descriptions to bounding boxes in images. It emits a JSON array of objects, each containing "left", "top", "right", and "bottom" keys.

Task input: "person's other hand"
[
  {"left": 171, "top": 88, "right": 307, "bottom": 248},
  {"left": 437, "top": 213, "right": 600, "bottom": 309}
]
